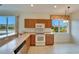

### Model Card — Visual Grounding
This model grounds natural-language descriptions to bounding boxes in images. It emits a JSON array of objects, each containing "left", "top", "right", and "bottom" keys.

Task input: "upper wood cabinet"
[
  {"left": 43, "top": 20, "right": 51, "bottom": 28},
  {"left": 25, "top": 19, "right": 29, "bottom": 28},
  {"left": 24, "top": 19, "right": 51, "bottom": 28},
  {"left": 29, "top": 20, "right": 36, "bottom": 28},
  {"left": 24, "top": 19, "right": 36, "bottom": 28}
]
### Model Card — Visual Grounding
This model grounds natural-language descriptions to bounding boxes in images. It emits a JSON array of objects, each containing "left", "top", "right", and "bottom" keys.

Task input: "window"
[
  {"left": 0, "top": 16, "right": 16, "bottom": 39},
  {"left": 51, "top": 20, "right": 59, "bottom": 32},
  {"left": 8, "top": 16, "right": 16, "bottom": 34},
  {"left": 0, "top": 16, "right": 7, "bottom": 36},
  {"left": 59, "top": 20, "right": 69, "bottom": 32},
  {"left": 51, "top": 19, "right": 69, "bottom": 33}
]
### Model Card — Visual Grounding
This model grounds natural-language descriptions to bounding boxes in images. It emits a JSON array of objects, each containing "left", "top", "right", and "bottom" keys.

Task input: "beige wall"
[{"left": 70, "top": 12, "right": 79, "bottom": 44}]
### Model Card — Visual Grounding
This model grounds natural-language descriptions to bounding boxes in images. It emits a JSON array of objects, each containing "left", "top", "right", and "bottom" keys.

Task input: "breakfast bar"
[
  {"left": 0, "top": 33, "right": 54, "bottom": 54},
  {"left": 0, "top": 33, "right": 30, "bottom": 54}
]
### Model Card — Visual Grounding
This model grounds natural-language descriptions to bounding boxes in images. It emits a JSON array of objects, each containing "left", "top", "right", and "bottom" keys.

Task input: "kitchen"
[
  {"left": 0, "top": 18, "right": 54, "bottom": 54},
  {"left": 0, "top": 4, "right": 79, "bottom": 54}
]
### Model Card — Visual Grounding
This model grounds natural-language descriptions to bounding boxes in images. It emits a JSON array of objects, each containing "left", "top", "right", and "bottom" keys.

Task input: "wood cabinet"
[
  {"left": 24, "top": 19, "right": 51, "bottom": 28},
  {"left": 29, "top": 20, "right": 36, "bottom": 28},
  {"left": 26, "top": 36, "right": 30, "bottom": 53},
  {"left": 24, "top": 19, "right": 36, "bottom": 28},
  {"left": 17, "top": 36, "right": 30, "bottom": 54},
  {"left": 43, "top": 20, "right": 51, "bottom": 28},
  {"left": 45, "top": 34, "right": 54, "bottom": 45},
  {"left": 30, "top": 35, "right": 35, "bottom": 46},
  {"left": 24, "top": 19, "right": 29, "bottom": 28},
  {"left": 36, "top": 19, "right": 51, "bottom": 28}
]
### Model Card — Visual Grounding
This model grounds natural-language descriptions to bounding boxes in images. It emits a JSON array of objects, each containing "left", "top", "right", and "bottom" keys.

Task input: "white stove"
[
  {"left": 35, "top": 23, "right": 45, "bottom": 46},
  {"left": 36, "top": 34, "right": 45, "bottom": 46}
]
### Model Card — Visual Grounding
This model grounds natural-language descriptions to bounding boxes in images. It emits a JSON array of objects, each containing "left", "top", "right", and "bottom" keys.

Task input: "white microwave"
[{"left": 35, "top": 23, "right": 45, "bottom": 28}]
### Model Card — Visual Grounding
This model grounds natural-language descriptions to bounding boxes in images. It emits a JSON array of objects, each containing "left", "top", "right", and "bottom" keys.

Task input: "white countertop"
[
  {"left": 0, "top": 33, "right": 30, "bottom": 54},
  {"left": 29, "top": 32, "right": 54, "bottom": 34}
]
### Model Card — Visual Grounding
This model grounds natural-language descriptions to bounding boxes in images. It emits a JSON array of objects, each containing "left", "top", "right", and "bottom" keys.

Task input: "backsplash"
[{"left": 24, "top": 28, "right": 51, "bottom": 33}]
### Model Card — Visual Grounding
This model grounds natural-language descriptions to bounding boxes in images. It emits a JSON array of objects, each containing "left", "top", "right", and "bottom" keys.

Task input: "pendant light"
[{"left": 67, "top": 6, "right": 70, "bottom": 15}]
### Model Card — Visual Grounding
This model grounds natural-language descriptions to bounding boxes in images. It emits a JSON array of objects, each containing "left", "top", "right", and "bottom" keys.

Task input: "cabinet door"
[
  {"left": 29, "top": 20, "right": 34, "bottom": 28},
  {"left": 37, "top": 19, "right": 51, "bottom": 28},
  {"left": 45, "top": 20, "right": 51, "bottom": 28},
  {"left": 25, "top": 19, "right": 36, "bottom": 28},
  {"left": 46, "top": 34, "right": 54, "bottom": 45},
  {"left": 33, "top": 20, "right": 36, "bottom": 28},
  {"left": 24, "top": 19, "right": 29, "bottom": 28},
  {"left": 26, "top": 37, "right": 30, "bottom": 52},
  {"left": 30, "top": 35, "right": 35, "bottom": 46},
  {"left": 17, "top": 37, "right": 30, "bottom": 54}
]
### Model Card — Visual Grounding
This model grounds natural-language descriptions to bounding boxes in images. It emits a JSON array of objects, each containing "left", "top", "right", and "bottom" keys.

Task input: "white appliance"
[
  {"left": 35, "top": 23, "right": 45, "bottom": 28},
  {"left": 36, "top": 34, "right": 45, "bottom": 46},
  {"left": 35, "top": 23, "right": 45, "bottom": 46},
  {"left": 35, "top": 23, "right": 45, "bottom": 33}
]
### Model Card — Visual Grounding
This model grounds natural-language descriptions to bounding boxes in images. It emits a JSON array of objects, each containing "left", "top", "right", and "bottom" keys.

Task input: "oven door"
[
  {"left": 36, "top": 34, "right": 45, "bottom": 46},
  {"left": 36, "top": 34, "right": 45, "bottom": 42}
]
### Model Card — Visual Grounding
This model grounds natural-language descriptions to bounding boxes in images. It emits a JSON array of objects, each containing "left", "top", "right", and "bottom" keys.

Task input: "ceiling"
[{"left": 0, "top": 4, "right": 79, "bottom": 15}]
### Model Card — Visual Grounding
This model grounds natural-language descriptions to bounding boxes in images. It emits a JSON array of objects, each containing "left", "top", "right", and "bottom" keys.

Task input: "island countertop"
[
  {"left": 0, "top": 33, "right": 30, "bottom": 54},
  {"left": 0, "top": 32, "right": 54, "bottom": 54}
]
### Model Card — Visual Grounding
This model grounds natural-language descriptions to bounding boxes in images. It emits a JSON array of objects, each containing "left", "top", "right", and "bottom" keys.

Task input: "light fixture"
[
  {"left": 65, "top": 6, "right": 70, "bottom": 15},
  {"left": 67, "top": 6, "right": 70, "bottom": 15},
  {"left": 54, "top": 5, "right": 57, "bottom": 8},
  {"left": 64, "top": 6, "right": 70, "bottom": 20},
  {"left": 30, "top": 4, "right": 34, "bottom": 7}
]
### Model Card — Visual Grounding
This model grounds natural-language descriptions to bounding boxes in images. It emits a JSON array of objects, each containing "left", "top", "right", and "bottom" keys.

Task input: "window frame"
[{"left": 51, "top": 19, "right": 69, "bottom": 33}]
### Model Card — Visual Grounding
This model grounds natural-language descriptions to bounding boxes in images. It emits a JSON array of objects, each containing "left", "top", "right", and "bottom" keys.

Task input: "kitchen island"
[
  {"left": 0, "top": 33, "right": 30, "bottom": 54},
  {"left": 0, "top": 33, "right": 54, "bottom": 54}
]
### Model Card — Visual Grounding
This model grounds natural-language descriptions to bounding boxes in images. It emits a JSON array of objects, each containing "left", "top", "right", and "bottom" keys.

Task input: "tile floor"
[{"left": 28, "top": 43, "right": 79, "bottom": 54}]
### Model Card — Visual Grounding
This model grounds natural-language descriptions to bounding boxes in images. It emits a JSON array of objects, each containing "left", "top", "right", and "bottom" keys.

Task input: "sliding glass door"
[
  {"left": 0, "top": 16, "right": 7, "bottom": 36},
  {"left": 0, "top": 16, "right": 16, "bottom": 38},
  {"left": 8, "top": 16, "right": 16, "bottom": 35}
]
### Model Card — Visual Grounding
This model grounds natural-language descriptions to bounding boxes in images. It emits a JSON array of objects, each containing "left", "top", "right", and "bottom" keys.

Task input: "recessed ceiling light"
[
  {"left": 54, "top": 5, "right": 57, "bottom": 8},
  {"left": 30, "top": 4, "right": 34, "bottom": 7}
]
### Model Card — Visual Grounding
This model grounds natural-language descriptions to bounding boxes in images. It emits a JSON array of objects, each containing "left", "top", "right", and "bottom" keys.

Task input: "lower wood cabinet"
[
  {"left": 17, "top": 36, "right": 30, "bottom": 54},
  {"left": 26, "top": 36, "right": 30, "bottom": 53},
  {"left": 45, "top": 34, "right": 54, "bottom": 45},
  {"left": 17, "top": 34, "right": 54, "bottom": 54},
  {"left": 30, "top": 34, "right": 54, "bottom": 46},
  {"left": 30, "top": 35, "right": 35, "bottom": 46}
]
